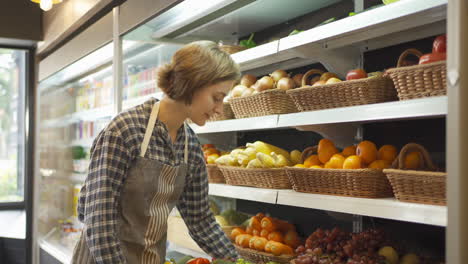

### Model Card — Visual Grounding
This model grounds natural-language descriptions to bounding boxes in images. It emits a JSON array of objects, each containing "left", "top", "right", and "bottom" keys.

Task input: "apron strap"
[
  {"left": 184, "top": 122, "right": 188, "bottom": 163},
  {"left": 140, "top": 101, "right": 189, "bottom": 163},
  {"left": 140, "top": 102, "right": 160, "bottom": 157}
]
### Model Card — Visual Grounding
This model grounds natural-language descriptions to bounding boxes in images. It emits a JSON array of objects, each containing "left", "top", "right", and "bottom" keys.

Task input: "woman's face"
[{"left": 188, "top": 80, "right": 235, "bottom": 126}]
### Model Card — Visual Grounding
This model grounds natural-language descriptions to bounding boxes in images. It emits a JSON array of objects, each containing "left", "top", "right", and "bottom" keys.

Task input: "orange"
[
  {"left": 264, "top": 241, "right": 274, "bottom": 253},
  {"left": 378, "top": 145, "right": 398, "bottom": 163},
  {"left": 261, "top": 217, "right": 277, "bottom": 232},
  {"left": 249, "top": 216, "right": 262, "bottom": 230},
  {"left": 267, "top": 231, "right": 284, "bottom": 243},
  {"left": 269, "top": 241, "right": 293, "bottom": 256},
  {"left": 230, "top": 227, "right": 246, "bottom": 240},
  {"left": 326, "top": 154, "right": 345, "bottom": 169},
  {"left": 254, "top": 237, "right": 268, "bottom": 251},
  {"left": 252, "top": 229, "right": 261, "bottom": 236},
  {"left": 368, "top": 159, "right": 391, "bottom": 169},
  {"left": 245, "top": 226, "right": 254, "bottom": 235},
  {"left": 249, "top": 236, "right": 260, "bottom": 249},
  {"left": 309, "top": 165, "right": 323, "bottom": 169},
  {"left": 342, "top": 145, "right": 357, "bottom": 157},
  {"left": 404, "top": 151, "right": 422, "bottom": 169},
  {"left": 283, "top": 230, "right": 301, "bottom": 248},
  {"left": 256, "top": 212, "right": 266, "bottom": 219},
  {"left": 356, "top": 141, "right": 378, "bottom": 165},
  {"left": 236, "top": 234, "right": 252, "bottom": 248},
  {"left": 343, "top": 155, "right": 362, "bottom": 169},
  {"left": 303, "top": 155, "right": 320, "bottom": 167},
  {"left": 318, "top": 139, "right": 338, "bottom": 163},
  {"left": 260, "top": 229, "right": 270, "bottom": 238}
]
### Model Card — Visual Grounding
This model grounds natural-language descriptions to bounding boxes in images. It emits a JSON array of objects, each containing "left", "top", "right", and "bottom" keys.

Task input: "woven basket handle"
[
  {"left": 301, "top": 69, "right": 325, "bottom": 86},
  {"left": 301, "top": 146, "right": 318, "bottom": 162},
  {"left": 397, "top": 48, "right": 423, "bottom": 67},
  {"left": 392, "top": 143, "right": 437, "bottom": 170}
]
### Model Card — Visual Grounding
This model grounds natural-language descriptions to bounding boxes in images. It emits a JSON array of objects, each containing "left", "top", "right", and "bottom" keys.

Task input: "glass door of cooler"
[{"left": 36, "top": 42, "right": 114, "bottom": 261}]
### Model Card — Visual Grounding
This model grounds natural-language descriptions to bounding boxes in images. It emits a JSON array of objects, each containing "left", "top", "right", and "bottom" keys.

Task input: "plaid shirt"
[{"left": 77, "top": 98, "right": 238, "bottom": 263}]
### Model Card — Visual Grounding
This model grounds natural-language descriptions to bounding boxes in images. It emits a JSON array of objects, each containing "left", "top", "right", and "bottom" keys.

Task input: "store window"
[{"left": 0, "top": 48, "right": 27, "bottom": 203}]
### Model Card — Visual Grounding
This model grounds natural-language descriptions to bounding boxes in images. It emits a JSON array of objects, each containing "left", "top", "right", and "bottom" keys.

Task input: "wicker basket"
[
  {"left": 207, "top": 102, "right": 235, "bottom": 122},
  {"left": 229, "top": 89, "right": 298, "bottom": 118},
  {"left": 219, "top": 45, "right": 247, "bottom": 54},
  {"left": 235, "top": 245, "right": 295, "bottom": 264},
  {"left": 287, "top": 146, "right": 393, "bottom": 198},
  {"left": 383, "top": 143, "right": 446, "bottom": 205},
  {"left": 207, "top": 164, "right": 225, "bottom": 184},
  {"left": 287, "top": 69, "right": 397, "bottom": 112},
  {"left": 385, "top": 48, "right": 447, "bottom": 100},
  {"left": 218, "top": 166, "right": 292, "bottom": 189}
]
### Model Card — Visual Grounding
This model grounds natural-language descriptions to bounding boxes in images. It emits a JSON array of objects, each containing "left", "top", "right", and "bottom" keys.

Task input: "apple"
[
  {"left": 319, "top": 72, "right": 339, "bottom": 82},
  {"left": 325, "top": 77, "right": 342, "bottom": 84},
  {"left": 432, "top": 34, "right": 446, "bottom": 53},
  {"left": 346, "top": 69, "right": 367, "bottom": 80},
  {"left": 419, "top": 52, "right": 446, "bottom": 65}
]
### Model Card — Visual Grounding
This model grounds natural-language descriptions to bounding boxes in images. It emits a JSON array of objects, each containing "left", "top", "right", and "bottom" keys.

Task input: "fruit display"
[
  {"left": 295, "top": 139, "right": 397, "bottom": 170},
  {"left": 293, "top": 227, "right": 422, "bottom": 264},
  {"left": 215, "top": 141, "right": 302, "bottom": 169},
  {"left": 231, "top": 213, "right": 299, "bottom": 256},
  {"left": 203, "top": 144, "right": 226, "bottom": 164}
]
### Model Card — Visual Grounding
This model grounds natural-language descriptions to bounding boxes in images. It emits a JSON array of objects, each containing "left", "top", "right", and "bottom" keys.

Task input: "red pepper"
[
  {"left": 418, "top": 52, "right": 446, "bottom": 65},
  {"left": 187, "top": 258, "right": 211, "bottom": 264}
]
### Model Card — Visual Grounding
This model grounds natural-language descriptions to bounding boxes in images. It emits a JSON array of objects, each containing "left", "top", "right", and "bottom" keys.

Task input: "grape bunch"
[
  {"left": 342, "top": 229, "right": 389, "bottom": 258},
  {"left": 293, "top": 228, "right": 390, "bottom": 264}
]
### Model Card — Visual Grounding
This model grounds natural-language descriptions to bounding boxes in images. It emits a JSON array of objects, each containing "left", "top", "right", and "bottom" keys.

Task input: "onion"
[
  {"left": 270, "top": 69, "right": 288, "bottom": 82},
  {"left": 231, "top": 84, "right": 248, "bottom": 98},
  {"left": 241, "top": 88, "right": 254, "bottom": 97},
  {"left": 255, "top": 76, "right": 274, "bottom": 92},
  {"left": 240, "top": 74, "right": 257, "bottom": 87},
  {"left": 292, "top": 74, "right": 304, "bottom": 87},
  {"left": 276, "top": 77, "right": 295, "bottom": 90}
]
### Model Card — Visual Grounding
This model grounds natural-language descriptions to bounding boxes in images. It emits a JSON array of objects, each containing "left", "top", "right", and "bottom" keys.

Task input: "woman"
[{"left": 72, "top": 40, "right": 241, "bottom": 264}]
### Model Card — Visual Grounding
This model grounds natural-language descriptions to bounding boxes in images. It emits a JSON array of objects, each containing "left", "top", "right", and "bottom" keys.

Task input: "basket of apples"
[{"left": 286, "top": 68, "right": 397, "bottom": 112}]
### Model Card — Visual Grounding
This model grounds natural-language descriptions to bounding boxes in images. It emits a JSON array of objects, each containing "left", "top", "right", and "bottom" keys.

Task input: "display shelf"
[
  {"left": 277, "top": 190, "right": 447, "bottom": 227},
  {"left": 208, "top": 184, "right": 447, "bottom": 226},
  {"left": 277, "top": 96, "right": 447, "bottom": 128},
  {"left": 190, "top": 114, "right": 278, "bottom": 134},
  {"left": 122, "top": 92, "right": 164, "bottom": 110},
  {"left": 191, "top": 97, "right": 446, "bottom": 134},
  {"left": 208, "top": 183, "right": 278, "bottom": 204},
  {"left": 70, "top": 105, "right": 113, "bottom": 122},
  {"left": 276, "top": 0, "right": 446, "bottom": 75},
  {"left": 39, "top": 231, "right": 73, "bottom": 264},
  {"left": 231, "top": 41, "right": 283, "bottom": 72}
]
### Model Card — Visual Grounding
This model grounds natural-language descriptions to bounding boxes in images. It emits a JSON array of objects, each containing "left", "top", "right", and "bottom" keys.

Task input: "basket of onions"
[{"left": 228, "top": 70, "right": 298, "bottom": 118}]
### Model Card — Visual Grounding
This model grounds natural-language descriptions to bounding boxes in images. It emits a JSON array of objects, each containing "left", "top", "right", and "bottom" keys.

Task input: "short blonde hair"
[{"left": 157, "top": 40, "right": 241, "bottom": 104}]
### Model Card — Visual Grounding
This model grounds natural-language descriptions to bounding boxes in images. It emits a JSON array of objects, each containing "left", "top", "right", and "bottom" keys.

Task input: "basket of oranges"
[
  {"left": 286, "top": 68, "right": 397, "bottom": 112},
  {"left": 383, "top": 143, "right": 446, "bottom": 205},
  {"left": 231, "top": 214, "right": 299, "bottom": 264},
  {"left": 285, "top": 139, "right": 394, "bottom": 198}
]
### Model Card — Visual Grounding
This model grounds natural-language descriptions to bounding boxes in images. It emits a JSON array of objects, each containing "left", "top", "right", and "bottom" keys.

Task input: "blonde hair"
[{"left": 157, "top": 40, "right": 241, "bottom": 104}]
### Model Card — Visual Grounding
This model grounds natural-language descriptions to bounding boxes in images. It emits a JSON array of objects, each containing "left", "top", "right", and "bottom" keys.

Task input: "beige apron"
[{"left": 72, "top": 102, "right": 189, "bottom": 264}]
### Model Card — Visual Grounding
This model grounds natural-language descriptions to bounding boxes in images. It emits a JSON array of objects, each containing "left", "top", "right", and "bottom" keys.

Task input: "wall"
[{"left": 0, "top": 1, "right": 42, "bottom": 41}]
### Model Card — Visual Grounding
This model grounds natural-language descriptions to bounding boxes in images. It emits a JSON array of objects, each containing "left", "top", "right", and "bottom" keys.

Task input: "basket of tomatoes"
[{"left": 385, "top": 35, "right": 447, "bottom": 100}]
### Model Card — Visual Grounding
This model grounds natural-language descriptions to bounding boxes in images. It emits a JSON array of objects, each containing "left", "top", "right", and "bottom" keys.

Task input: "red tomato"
[
  {"left": 346, "top": 69, "right": 367, "bottom": 80},
  {"left": 418, "top": 52, "right": 446, "bottom": 65},
  {"left": 432, "top": 34, "right": 447, "bottom": 53},
  {"left": 187, "top": 258, "right": 210, "bottom": 264}
]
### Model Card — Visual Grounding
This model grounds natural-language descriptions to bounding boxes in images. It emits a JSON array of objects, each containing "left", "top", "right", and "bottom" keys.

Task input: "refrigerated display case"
[
  {"left": 36, "top": 42, "right": 115, "bottom": 263},
  {"left": 34, "top": 0, "right": 466, "bottom": 262}
]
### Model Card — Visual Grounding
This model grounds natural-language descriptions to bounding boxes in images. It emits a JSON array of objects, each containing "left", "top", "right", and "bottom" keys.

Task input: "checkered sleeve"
[
  {"left": 81, "top": 130, "right": 130, "bottom": 263},
  {"left": 177, "top": 161, "right": 239, "bottom": 259}
]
